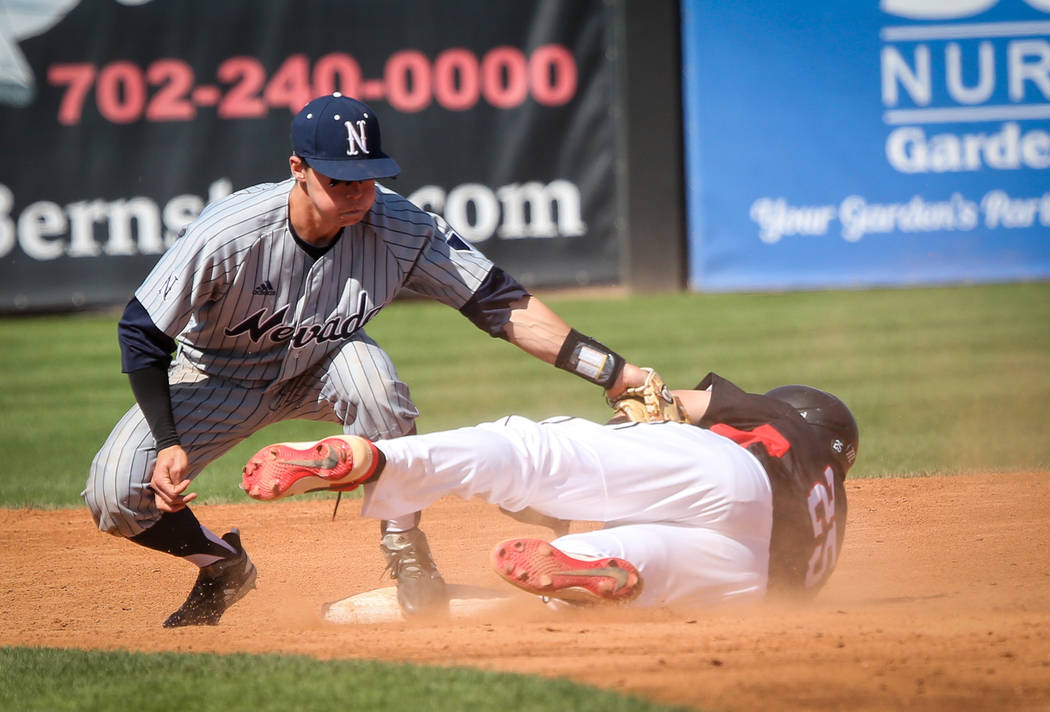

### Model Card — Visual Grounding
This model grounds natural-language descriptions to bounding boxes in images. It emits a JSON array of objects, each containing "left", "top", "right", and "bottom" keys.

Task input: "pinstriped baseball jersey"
[{"left": 136, "top": 178, "right": 492, "bottom": 385}]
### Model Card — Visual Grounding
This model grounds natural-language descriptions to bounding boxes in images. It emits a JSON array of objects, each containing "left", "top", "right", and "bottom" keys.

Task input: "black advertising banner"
[{"left": 0, "top": 0, "right": 617, "bottom": 312}]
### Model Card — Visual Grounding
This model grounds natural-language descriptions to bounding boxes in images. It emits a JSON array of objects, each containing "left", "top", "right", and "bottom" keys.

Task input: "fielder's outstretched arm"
[
  {"left": 501, "top": 295, "right": 648, "bottom": 398},
  {"left": 453, "top": 268, "right": 653, "bottom": 398}
]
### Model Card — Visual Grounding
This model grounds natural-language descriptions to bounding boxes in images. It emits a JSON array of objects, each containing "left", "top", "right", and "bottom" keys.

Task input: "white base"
[{"left": 322, "top": 584, "right": 514, "bottom": 624}]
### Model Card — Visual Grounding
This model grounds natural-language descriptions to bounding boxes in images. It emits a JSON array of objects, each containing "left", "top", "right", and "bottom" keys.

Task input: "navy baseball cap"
[{"left": 291, "top": 93, "right": 400, "bottom": 181}]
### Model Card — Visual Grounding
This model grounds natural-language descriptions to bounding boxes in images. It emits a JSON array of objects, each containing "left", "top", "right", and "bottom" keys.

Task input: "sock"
[
  {"left": 381, "top": 511, "right": 422, "bottom": 535},
  {"left": 130, "top": 507, "right": 237, "bottom": 568}
]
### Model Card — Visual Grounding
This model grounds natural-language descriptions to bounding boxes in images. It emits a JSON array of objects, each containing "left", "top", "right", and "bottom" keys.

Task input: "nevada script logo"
[{"left": 224, "top": 292, "right": 381, "bottom": 349}]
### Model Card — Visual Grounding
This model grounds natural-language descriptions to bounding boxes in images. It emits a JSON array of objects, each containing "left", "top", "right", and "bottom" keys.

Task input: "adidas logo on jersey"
[{"left": 252, "top": 281, "right": 276, "bottom": 296}]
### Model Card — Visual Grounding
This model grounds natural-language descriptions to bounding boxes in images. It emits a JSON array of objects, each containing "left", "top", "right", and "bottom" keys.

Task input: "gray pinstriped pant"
[{"left": 83, "top": 333, "right": 417, "bottom": 537}]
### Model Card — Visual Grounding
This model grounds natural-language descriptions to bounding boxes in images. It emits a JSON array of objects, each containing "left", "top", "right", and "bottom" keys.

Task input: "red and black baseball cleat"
[
  {"left": 491, "top": 538, "right": 642, "bottom": 605},
  {"left": 240, "top": 436, "right": 380, "bottom": 500}
]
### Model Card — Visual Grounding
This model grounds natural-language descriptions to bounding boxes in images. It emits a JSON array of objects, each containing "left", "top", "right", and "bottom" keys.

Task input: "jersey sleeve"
[
  {"left": 697, "top": 372, "right": 795, "bottom": 429},
  {"left": 458, "top": 267, "right": 530, "bottom": 338},
  {"left": 402, "top": 212, "right": 495, "bottom": 309},
  {"left": 118, "top": 297, "right": 177, "bottom": 372},
  {"left": 132, "top": 212, "right": 233, "bottom": 338}
]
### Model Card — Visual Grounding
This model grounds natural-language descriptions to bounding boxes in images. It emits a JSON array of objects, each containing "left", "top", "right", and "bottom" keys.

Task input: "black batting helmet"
[{"left": 765, "top": 385, "right": 859, "bottom": 473}]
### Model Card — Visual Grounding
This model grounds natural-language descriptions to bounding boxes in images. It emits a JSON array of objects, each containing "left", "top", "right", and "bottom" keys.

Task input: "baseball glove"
[{"left": 607, "top": 368, "right": 689, "bottom": 424}]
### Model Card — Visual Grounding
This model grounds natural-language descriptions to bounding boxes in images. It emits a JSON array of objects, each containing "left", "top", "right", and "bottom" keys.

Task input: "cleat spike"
[
  {"left": 490, "top": 538, "right": 642, "bottom": 606},
  {"left": 239, "top": 436, "right": 378, "bottom": 501}
]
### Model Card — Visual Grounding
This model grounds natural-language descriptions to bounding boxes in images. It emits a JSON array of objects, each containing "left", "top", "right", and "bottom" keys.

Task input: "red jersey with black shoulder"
[{"left": 695, "top": 373, "right": 847, "bottom": 597}]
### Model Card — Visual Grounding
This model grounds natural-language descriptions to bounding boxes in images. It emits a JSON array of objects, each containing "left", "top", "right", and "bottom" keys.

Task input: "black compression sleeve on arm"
[
  {"left": 555, "top": 329, "right": 626, "bottom": 388},
  {"left": 127, "top": 365, "right": 181, "bottom": 450},
  {"left": 118, "top": 298, "right": 180, "bottom": 448}
]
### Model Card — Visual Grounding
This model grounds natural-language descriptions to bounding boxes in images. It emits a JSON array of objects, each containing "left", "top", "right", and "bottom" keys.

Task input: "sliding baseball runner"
[{"left": 243, "top": 372, "right": 859, "bottom": 609}]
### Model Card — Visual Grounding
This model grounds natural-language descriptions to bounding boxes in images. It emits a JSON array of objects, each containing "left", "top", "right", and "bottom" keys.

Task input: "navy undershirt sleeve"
[
  {"left": 118, "top": 297, "right": 176, "bottom": 373},
  {"left": 459, "top": 267, "right": 531, "bottom": 339},
  {"left": 118, "top": 298, "right": 180, "bottom": 449}
]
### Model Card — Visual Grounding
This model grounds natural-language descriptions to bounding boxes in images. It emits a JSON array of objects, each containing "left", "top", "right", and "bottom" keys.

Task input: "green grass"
[
  {"left": 0, "top": 283, "right": 1048, "bottom": 508},
  {"left": 0, "top": 647, "right": 687, "bottom": 712}
]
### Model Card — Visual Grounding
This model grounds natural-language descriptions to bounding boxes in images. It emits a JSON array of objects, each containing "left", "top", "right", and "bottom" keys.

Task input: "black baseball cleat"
[
  {"left": 380, "top": 528, "right": 448, "bottom": 617},
  {"left": 163, "top": 529, "right": 258, "bottom": 628}
]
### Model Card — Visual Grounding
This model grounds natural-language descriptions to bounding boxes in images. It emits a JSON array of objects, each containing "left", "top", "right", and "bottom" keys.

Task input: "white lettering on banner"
[
  {"left": 886, "top": 122, "right": 1050, "bottom": 171},
  {"left": 981, "top": 189, "right": 1049, "bottom": 226},
  {"left": 948, "top": 42, "right": 996, "bottom": 104},
  {"left": 879, "top": 6, "right": 1050, "bottom": 174},
  {"left": 443, "top": 183, "right": 501, "bottom": 242},
  {"left": 749, "top": 190, "right": 1047, "bottom": 242},
  {"left": 883, "top": 1, "right": 1050, "bottom": 20},
  {"left": 881, "top": 39, "right": 1050, "bottom": 110},
  {"left": 408, "top": 179, "right": 586, "bottom": 243},
  {"left": 881, "top": 0, "right": 997, "bottom": 20},
  {"left": 882, "top": 45, "right": 932, "bottom": 106},
  {"left": 18, "top": 200, "right": 66, "bottom": 260},
  {"left": 0, "top": 186, "right": 13, "bottom": 257},
  {"left": 0, "top": 178, "right": 582, "bottom": 261},
  {"left": 0, "top": 179, "right": 231, "bottom": 261},
  {"left": 839, "top": 193, "right": 979, "bottom": 240},
  {"left": 750, "top": 198, "right": 837, "bottom": 244},
  {"left": 498, "top": 180, "right": 586, "bottom": 239},
  {"left": 1010, "top": 39, "right": 1050, "bottom": 99}
]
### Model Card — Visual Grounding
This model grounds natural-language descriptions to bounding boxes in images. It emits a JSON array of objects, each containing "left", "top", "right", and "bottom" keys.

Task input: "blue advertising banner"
[{"left": 682, "top": 0, "right": 1050, "bottom": 291}]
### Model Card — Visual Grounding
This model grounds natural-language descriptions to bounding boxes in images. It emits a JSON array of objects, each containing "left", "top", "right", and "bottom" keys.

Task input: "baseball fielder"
[
  {"left": 242, "top": 373, "right": 859, "bottom": 607},
  {"left": 83, "top": 93, "right": 655, "bottom": 627}
]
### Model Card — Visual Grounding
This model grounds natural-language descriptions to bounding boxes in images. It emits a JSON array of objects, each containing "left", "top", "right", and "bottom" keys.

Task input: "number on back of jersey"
[{"left": 804, "top": 466, "right": 840, "bottom": 588}]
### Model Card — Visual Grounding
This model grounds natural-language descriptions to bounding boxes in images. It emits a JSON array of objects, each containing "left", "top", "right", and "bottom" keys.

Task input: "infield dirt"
[{"left": 3, "top": 472, "right": 1049, "bottom": 711}]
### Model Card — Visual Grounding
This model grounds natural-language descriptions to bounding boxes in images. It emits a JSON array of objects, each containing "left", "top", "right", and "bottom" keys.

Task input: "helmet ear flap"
[{"left": 826, "top": 429, "right": 858, "bottom": 470}]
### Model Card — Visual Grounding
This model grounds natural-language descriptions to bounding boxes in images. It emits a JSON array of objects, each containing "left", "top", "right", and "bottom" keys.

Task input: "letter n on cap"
[{"left": 345, "top": 120, "right": 369, "bottom": 156}]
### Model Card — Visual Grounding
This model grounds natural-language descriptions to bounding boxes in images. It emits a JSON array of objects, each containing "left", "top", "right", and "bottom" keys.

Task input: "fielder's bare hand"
[
  {"left": 605, "top": 362, "right": 650, "bottom": 401},
  {"left": 150, "top": 445, "right": 196, "bottom": 512}
]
